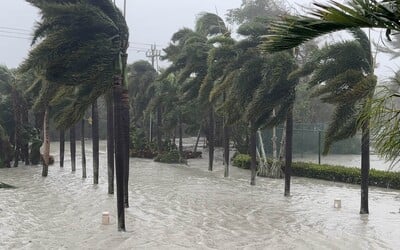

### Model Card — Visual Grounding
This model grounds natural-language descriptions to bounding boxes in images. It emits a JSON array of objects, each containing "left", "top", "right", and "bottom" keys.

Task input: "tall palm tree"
[
  {"left": 105, "top": 92, "right": 114, "bottom": 194},
  {"left": 92, "top": 101, "right": 99, "bottom": 184},
  {"left": 81, "top": 119, "right": 87, "bottom": 179},
  {"left": 24, "top": 0, "right": 130, "bottom": 231},
  {"left": 163, "top": 12, "right": 229, "bottom": 171},
  {"left": 209, "top": 18, "right": 298, "bottom": 186},
  {"left": 70, "top": 125, "right": 76, "bottom": 172},
  {"left": 59, "top": 130, "right": 65, "bottom": 167},
  {"left": 262, "top": 0, "right": 385, "bottom": 213}
]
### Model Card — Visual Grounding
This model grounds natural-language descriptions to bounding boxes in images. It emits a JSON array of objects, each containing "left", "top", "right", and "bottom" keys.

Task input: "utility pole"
[
  {"left": 146, "top": 44, "right": 161, "bottom": 142},
  {"left": 146, "top": 44, "right": 161, "bottom": 70}
]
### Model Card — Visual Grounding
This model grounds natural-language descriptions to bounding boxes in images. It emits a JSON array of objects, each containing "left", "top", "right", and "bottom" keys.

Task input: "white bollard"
[
  {"left": 102, "top": 211, "right": 110, "bottom": 225},
  {"left": 334, "top": 198, "right": 341, "bottom": 208}
]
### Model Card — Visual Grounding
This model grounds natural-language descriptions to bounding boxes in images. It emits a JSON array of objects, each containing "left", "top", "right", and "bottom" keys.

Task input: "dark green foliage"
[
  {"left": 29, "top": 135, "right": 42, "bottom": 165},
  {"left": 263, "top": 0, "right": 400, "bottom": 52},
  {"left": 129, "top": 126, "right": 157, "bottom": 159},
  {"left": 232, "top": 153, "right": 400, "bottom": 189},
  {"left": 232, "top": 154, "right": 252, "bottom": 169},
  {"left": 0, "top": 125, "right": 13, "bottom": 168},
  {"left": 154, "top": 150, "right": 186, "bottom": 164},
  {"left": 292, "top": 162, "right": 400, "bottom": 190}
]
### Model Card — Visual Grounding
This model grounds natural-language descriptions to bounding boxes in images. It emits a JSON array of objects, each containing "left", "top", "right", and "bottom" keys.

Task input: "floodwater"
[{"left": 1, "top": 141, "right": 400, "bottom": 249}]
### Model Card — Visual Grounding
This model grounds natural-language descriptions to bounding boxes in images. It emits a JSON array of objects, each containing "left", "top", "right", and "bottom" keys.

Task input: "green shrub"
[
  {"left": 232, "top": 153, "right": 400, "bottom": 189},
  {"left": 232, "top": 154, "right": 252, "bottom": 169},
  {"left": 292, "top": 162, "right": 400, "bottom": 189},
  {"left": 154, "top": 150, "right": 186, "bottom": 164},
  {"left": 129, "top": 126, "right": 157, "bottom": 158}
]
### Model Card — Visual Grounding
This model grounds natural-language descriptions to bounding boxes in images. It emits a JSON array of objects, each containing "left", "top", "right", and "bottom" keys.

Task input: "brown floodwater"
[{"left": 1, "top": 141, "right": 400, "bottom": 249}]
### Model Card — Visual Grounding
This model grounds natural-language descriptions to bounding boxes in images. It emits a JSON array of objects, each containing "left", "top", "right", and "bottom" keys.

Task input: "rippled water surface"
[{"left": 1, "top": 141, "right": 400, "bottom": 249}]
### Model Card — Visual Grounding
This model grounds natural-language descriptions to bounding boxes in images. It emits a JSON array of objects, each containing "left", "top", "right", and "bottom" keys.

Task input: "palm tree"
[
  {"left": 262, "top": 0, "right": 385, "bottom": 213},
  {"left": 59, "top": 130, "right": 65, "bottom": 167},
  {"left": 209, "top": 18, "right": 298, "bottom": 186},
  {"left": 105, "top": 92, "right": 114, "bottom": 194},
  {"left": 163, "top": 12, "right": 230, "bottom": 171},
  {"left": 81, "top": 119, "right": 87, "bottom": 179},
  {"left": 92, "top": 101, "right": 99, "bottom": 184},
  {"left": 70, "top": 125, "right": 77, "bottom": 172},
  {"left": 24, "top": 0, "right": 130, "bottom": 231}
]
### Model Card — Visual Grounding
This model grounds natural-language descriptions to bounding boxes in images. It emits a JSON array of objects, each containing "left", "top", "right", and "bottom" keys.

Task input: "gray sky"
[
  {"left": 0, "top": 0, "right": 245, "bottom": 68},
  {"left": 0, "top": 0, "right": 398, "bottom": 80}
]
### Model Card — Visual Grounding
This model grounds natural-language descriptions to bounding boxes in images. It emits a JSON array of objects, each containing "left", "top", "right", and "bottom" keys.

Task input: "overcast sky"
[
  {"left": 0, "top": 0, "right": 318, "bottom": 69},
  {"left": 0, "top": 0, "right": 398, "bottom": 80}
]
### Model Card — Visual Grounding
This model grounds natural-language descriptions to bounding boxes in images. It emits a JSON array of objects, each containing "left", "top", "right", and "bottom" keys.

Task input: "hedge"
[
  {"left": 292, "top": 162, "right": 400, "bottom": 189},
  {"left": 231, "top": 154, "right": 400, "bottom": 189}
]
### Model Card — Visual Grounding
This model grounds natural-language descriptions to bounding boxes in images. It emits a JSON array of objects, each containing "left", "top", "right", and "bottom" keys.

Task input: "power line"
[
  {"left": 0, "top": 34, "right": 31, "bottom": 41},
  {"left": 0, "top": 30, "right": 32, "bottom": 36},
  {"left": 130, "top": 41, "right": 167, "bottom": 48},
  {"left": 0, "top": 26, "right": 31, "bottom": 32}
]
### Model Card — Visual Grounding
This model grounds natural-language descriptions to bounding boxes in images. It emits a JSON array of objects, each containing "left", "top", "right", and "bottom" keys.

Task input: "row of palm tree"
[
  {"left": 148, "top": 1, "right": 387, "bottom": 215},
  {"left": 20, "top": 0, "right": 130, "bottom": 231}
]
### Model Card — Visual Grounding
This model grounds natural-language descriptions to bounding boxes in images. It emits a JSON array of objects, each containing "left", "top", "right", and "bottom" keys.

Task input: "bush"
[
  {"left": 129, "top": 126, "right": 157, "bottom": 158},
  {"left": 154, "top": 150, "right": 186, "bottom": 164},
  {"left": 292, "top": 162, "right": 400, "bottom": 189},
  {"left": 231, "top": 154, "right": 400, "bottom": 189},
  {"left": 232, "top": 154, "right": 252, "bottom": 169}
]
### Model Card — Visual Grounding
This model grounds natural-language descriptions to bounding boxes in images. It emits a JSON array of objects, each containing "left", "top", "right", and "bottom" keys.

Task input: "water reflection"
[{"left": 0, "top": 141, "right": 399, "bottom": 249}]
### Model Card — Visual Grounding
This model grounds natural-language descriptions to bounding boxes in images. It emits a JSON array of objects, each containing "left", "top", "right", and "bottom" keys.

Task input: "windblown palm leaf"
[{"left": 262, "top": 0, "right": 400, "bottom": 52}]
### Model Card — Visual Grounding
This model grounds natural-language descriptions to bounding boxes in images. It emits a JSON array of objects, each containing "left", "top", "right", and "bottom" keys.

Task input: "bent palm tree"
[
  {"left": 262, "top": 0, "right": 383, "bottom": 213},
  {"left": 162, "top": 13, "right": 230, "bottom": 171},
  {"left": 24, "top": 0, "right": 129, "bottom": 231}
]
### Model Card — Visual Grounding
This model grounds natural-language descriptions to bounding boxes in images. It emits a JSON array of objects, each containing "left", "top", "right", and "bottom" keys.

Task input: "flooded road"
[{"left": 1, "top": 141, "right": 400, "bottom": 249}]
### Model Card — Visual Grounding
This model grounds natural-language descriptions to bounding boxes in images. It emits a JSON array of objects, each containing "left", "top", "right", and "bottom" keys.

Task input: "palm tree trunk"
[
  {"left": 122, "top": 89, "right": 130, "bottom": 208},
  {"left": 250, "top": 127, "right": 257, "bottom": 186},
  {"left": 156, "top": 105, "right": 163, "bottom": 152},
  {"left": 81, "top": 119, "right": 87, "bottom": 179},
  {"left": 178, "top": 114, "right": 183, "bottom": 155},
  {"left": 22, "top": 107, "right": 30, "bottom": 165},
  {"left": 70, "top": 125, "right": 76, "bottom": 172},
  {"left": 60, "top": 130, "right": 65, "bottom": 167},
  {"left": 208, "top": 108, "right": 215, "bottom": 171},
  {"left": 223, "top": 118, "right": 230, "bottom": 178},
  {"left": 12, "top": 90, "right": 21, "bottom": 168},
  {"left": 42, "top": 108, "right": 50, "bottom": 177},
  {"left": 360, "top": 121, "right": 370, "bottom": 214},
  {"left": 106, "top": 93, "right": 114, "bottom": 194},
  {"left": 284, "top": 108, "right": 293, "bottom": 197},
  {"left": 113, "top": 76, "right": 126, "bottom": 231},
  {"left": 92, "top": 100, "right": 99, "bottom": 185},
  {"left": 193, "top": 126, "right": 201, "bottom": 153}
]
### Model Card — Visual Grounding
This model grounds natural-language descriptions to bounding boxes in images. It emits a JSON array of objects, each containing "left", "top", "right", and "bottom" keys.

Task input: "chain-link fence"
[{"left": 260, "top": 123, "right": 361, "bottom": 164}]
